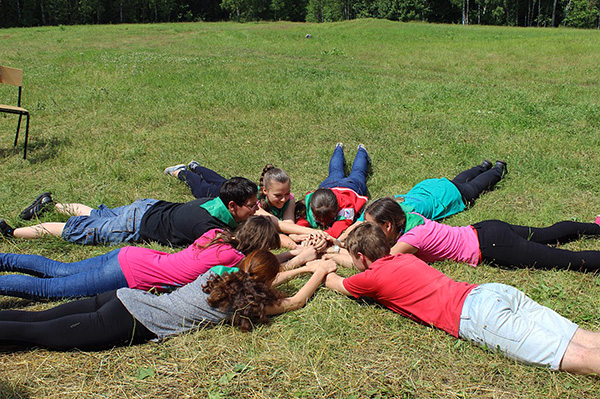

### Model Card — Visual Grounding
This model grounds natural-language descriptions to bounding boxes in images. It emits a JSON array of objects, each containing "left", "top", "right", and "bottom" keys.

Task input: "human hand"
[
  {"left": 306, "top": 259, "right": 337, "bottom": 274},
  {"left": 305, "top": 234, "right": 327, "bottom": 251},
  {"left": 289, "top": 234, "right": 310, "bottom": 243},
  {"left": 294, "top": 246, "right": 318, "bottom": 264}
]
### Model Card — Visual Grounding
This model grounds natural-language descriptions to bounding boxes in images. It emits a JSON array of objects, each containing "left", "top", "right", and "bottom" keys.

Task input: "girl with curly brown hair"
[{"left": 0, "top": 249, "right": 336, "bottom": 350}]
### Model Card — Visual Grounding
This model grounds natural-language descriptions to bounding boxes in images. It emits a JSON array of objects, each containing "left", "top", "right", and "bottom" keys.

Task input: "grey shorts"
[{"left": 459, "top": 283, "right": 578, "bottom": 370}]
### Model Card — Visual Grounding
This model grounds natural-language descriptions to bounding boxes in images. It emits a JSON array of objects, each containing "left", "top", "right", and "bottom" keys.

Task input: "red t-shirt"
[
  {"left": 342, "top": 254, "right": 477, "bottom": 337},
  {"left": 297, "top": 187, "right": 368, "bottom": 238}
]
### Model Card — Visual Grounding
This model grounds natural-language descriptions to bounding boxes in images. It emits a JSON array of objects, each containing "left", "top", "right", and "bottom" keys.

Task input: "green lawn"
[{"left": 1, "top": 19, "right": 600, "bottom": 398}]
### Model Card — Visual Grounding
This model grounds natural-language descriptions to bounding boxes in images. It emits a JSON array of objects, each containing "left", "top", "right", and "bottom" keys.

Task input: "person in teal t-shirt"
[{"left": 395, "top": 159, "right": 507, "bottom": 221}]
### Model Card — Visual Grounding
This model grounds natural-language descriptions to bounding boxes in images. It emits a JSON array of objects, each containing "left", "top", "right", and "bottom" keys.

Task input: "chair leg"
[
  {"left": 15, "top": 114, "right": 22, "bottom": 146},
  {"left": 23, "top": 113, "right": 30, "bottom": 160}
]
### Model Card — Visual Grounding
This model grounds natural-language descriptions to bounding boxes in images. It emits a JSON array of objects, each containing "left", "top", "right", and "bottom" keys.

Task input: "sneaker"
[
  {"left": 335, "top": 142, "right": 344, "bottom": 150},
  {"left": 480, "top": 159, "right": 493, "bottom": 170},
  {"left": 0, "top": 219, "right": 14, "bottom": 237},
  {"left": 595, "top": 215, "right": 600, "bottom": 226},
  {"left": 163, "top": 164, "right": 186, "bottom": 177},
  {"left": 187, "top": 160, "right": 201, "bottom": 171},
  {"left": 358, "top": 144, "right": 372, "bottom": 165},
  {"left": 495, "top": 160, "right": 508, "bottom": 177},
  {"left": 19, "top": 192, "right": 53, "bottom": 220}
]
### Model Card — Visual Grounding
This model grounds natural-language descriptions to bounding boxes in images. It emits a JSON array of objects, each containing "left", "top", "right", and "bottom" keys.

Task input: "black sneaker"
[
  {"left": 0, "top": 219, "right": 14, "bottom": 237},
  {"left": 495, "top": 160, "right": 508, "bottom": 177},
  {"left": 19, "top": 192, "right": 53, "bottom": 220},
  {"left": 480, "top": 159, "right": 493, "bottom": 170}
]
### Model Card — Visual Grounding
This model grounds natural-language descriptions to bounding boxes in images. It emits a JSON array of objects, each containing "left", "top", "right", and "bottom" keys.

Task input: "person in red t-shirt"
[
  {"left": 325, "top": 222, "right": 600, "bottom": 375},
  {"left": 296, "top": 143, "right": 370, "bottom": 238}
]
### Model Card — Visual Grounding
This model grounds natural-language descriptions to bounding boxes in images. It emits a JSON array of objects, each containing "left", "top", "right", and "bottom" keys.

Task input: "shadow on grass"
[
  {"left": 0, "top": 378, "right": 31, "bottom": 399},
  {"left": 0, "top": 136, "right": 71, "bottom": 164},
  {"left": 0, "top": 297, "right": 39, "bottom": 310}
]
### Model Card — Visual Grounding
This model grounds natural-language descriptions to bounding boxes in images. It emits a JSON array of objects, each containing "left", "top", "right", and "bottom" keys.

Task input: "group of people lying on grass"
[{"left": 0, "top": 143, "right": 600, "bottom": 376}]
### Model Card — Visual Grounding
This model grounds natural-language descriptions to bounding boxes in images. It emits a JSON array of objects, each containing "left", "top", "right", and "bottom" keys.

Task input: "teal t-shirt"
[
  {"left": 395, "top": 178, "right": 465, "bottom": 221},
  {"left": 209, "top": 265, "right": 239, "bottom": 276},
  {"left": 356, "top": 203, "right": 424, "bottom": 233}
]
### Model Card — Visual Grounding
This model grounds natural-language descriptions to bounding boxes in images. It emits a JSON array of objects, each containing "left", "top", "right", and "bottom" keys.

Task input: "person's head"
[
  {"left": 234, "top": 215, "right": 281, "bottom": 254},
  {"left": 259, "top": 164, "right": 291, "bottom": 210},
  {"left": 200, "top": 216, "right": 281, "bottom": 254},
  {"left": 345, "top": 222, "right": 391, "bottom": 271},
  {"left": 219, "top": 177, "right": 259, "bottom": 222},
  {"left": 237, "top": 248, "right": 281, "bottom": 285},
  {"left": 364, "top": 197, "right": 407, "bottom": 243},
  {"left": 203, "top": 249, "right": 282, "bottom": 331},
  {"left": 310, "top": 188, "right": 339, "bottom": 228}
]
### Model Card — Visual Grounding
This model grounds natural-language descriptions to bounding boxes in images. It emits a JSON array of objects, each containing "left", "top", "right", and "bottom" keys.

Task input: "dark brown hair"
[
  {"left": 345, "top": 222, "right": 391, "bottom": 262},
  {"left": 203, "top": 249, "right": 283, "bottom": 331},
  {"left": 365, "top": 197, "right": 407, "bottom": 243},
  {"left": 310, "top": 188, "right": 339, "bottom": 227},
  {"left": 198, "top": 215, "right": 280, "bottom": 255}
]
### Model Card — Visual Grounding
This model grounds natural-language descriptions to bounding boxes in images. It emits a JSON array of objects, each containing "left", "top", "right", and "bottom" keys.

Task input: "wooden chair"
[{"left": 0, "top": 66, "right": 30, "bottom": 159}]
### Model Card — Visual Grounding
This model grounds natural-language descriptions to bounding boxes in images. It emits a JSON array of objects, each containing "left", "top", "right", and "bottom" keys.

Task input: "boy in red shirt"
[{"left": 325, "top": 222, "right": 600, "bottom": 375}]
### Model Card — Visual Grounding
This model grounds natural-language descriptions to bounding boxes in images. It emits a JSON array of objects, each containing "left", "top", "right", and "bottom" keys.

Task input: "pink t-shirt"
[
  {"left": 399, "top": 216, "right": 480, "bottom": 266},
  {"left": 118, "top": 229, "right": 244, "bottom": 291},
  {"left": 343, "top": 254, "right": 477, "bottom": 337}
]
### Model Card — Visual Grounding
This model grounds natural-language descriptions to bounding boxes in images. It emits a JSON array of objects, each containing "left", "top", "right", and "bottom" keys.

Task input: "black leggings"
[
  {"left": 474, "top": 220, "right": 600, "bottom": 272},
  {"left": 451, "top": 164, "right": 503, "bottom": 205},
  {"left": 0, "top": 291, "right": 156, "bottom": 351}
]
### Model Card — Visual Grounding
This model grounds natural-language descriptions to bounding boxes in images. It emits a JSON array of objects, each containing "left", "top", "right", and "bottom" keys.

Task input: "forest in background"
[{"left": 1, "top": 0, "right": 599, "bottom": 29}]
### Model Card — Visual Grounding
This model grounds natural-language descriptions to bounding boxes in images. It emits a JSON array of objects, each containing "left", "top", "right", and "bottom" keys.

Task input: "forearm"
[
  {"left": 267, "top": 269, "right": 328, "bottom": 315},
  {"left": 324, "top": 273, "right": 351, "bottom": 296},
  {"left": 337, "top": 220, "right": 363, "bottom": 242},
  {"left": 279, "top": 220, "right": 320, "bottom": 235},
  {"left": 272, "top": 265, "right": 311, "bottom": 286},
  {"left": 322, "top": 253, "right": 354, "bottom": 268}
]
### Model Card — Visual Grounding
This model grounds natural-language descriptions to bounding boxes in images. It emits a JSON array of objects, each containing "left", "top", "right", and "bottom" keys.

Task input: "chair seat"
[{"left": 0, "top": 103, "right": 28, "bottom": 114}]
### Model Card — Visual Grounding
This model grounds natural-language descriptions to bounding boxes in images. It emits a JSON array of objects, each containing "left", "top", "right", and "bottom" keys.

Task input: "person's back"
[
  {"left": 398, "top": 216, "right": 480, "bottom": 265},
  {"left": 396, "top": 178, "right": 465, "bottom": 220},
  {"left": 138, "top": 198, "right": 227, "bottom": 247},
  {"left": 343, "top": 253, "right": 476, "bottom": 337},
  {"left": 139, "top": 176, "right": 259, "bottom": 247}
]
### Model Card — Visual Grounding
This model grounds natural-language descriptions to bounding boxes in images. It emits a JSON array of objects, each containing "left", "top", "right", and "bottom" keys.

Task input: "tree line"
[{"left": 1, "top": 0, "right": 598, "bottom": 28}]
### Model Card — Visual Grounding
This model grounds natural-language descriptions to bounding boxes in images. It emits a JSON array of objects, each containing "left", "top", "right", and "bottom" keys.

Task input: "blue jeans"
[
  {"left": 62, "top": 198, "right": 158, "bottom": 245},
  {"left": 319, "top": 146, "right": 369, "bottom": 196},
  {"left": 0, "top": 249, "right": 128, "bottom": 299}
]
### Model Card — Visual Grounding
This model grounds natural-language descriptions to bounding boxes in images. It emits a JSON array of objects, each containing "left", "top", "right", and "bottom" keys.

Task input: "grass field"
[{"left": 1, "top": 19, "right": 600, "bottom": 398}]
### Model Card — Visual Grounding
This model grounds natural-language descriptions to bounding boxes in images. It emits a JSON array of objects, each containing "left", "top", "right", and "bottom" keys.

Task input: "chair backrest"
[{"left": 0, "top": 66, "right": 24, "bottom": 87}]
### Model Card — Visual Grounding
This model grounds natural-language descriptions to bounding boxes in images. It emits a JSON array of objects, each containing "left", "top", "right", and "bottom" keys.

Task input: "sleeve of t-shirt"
[
  {"left": 326, "top": 219, "right": 352, "bottom": 238},
  {"left": 296, "top": 218, "right": 310, "bottom": 228},
  {"left": 342, "top": 270, "right": 378, "bottom": 299},
  {"left": 397, "top": 225, "right": 424, "bottom": 249}
]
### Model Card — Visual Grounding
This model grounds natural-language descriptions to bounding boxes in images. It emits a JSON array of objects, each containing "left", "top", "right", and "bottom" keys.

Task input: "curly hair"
[
  {"left": 197, "top": 215, "right": 280, "bottom": 255},
  {"left": 203, "top": 249, "right": 283, "bottom": 331}
]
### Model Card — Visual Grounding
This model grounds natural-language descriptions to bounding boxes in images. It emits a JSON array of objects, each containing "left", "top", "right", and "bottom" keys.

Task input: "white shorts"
[{"left": 458, "top": 283, "right": 578, "bottom": 370}]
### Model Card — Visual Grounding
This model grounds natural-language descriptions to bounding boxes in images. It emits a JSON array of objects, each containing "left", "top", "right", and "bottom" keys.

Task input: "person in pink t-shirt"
[
  {"left": 364, "top": 197, "right": 600, "bottom": 272},
  {"left": 325, "top": 223, "right": 600, "bottom": 375},
  {"left": 0, "top": 216, "right": 293, "bottom": 300}
]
